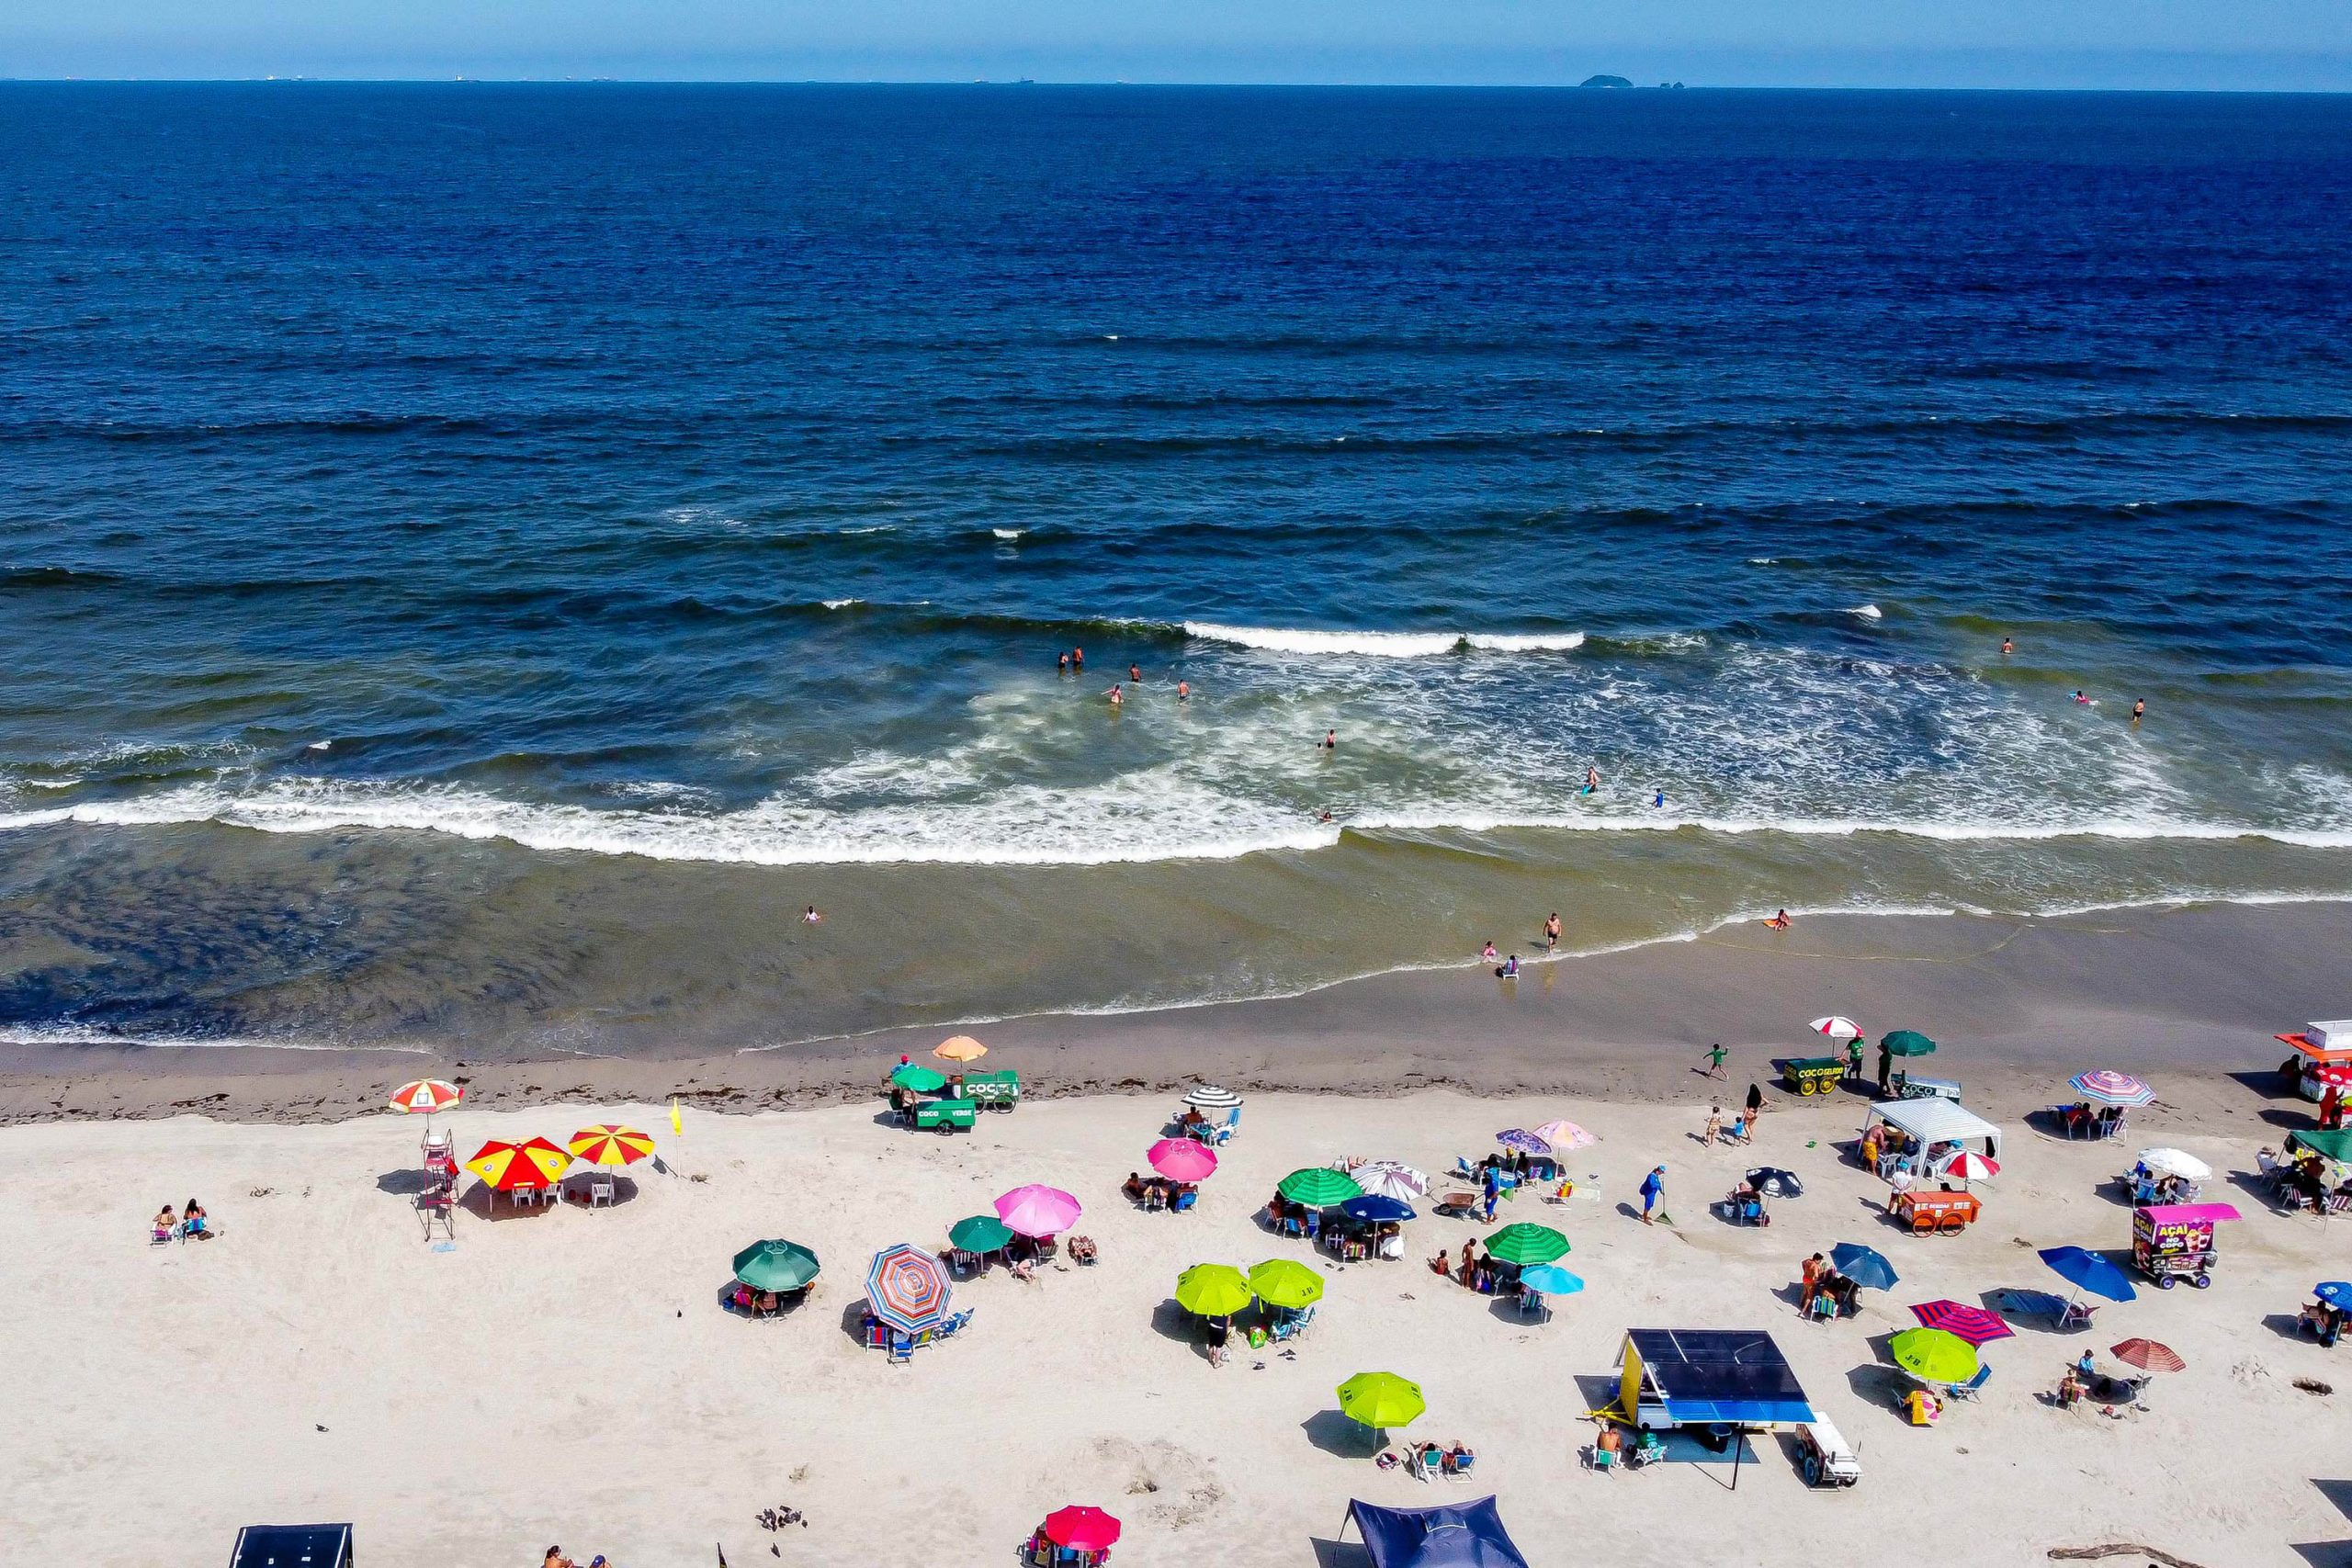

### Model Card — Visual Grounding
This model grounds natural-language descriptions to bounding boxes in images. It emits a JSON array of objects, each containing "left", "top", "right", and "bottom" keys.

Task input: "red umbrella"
[
  {"left": 2109, "top": 1338, "right": 2185, "bottom": 1374},
  {"left": 1147, "top": 1138, "right": 1217, "bottom": 1182},
  {"left": 1043, "top": 1506, "right": 1121, "bottom": 1552}
]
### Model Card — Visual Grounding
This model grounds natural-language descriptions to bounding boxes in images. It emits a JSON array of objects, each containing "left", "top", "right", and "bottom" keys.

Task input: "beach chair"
[
  {"left": 1585, "top": 1444, "right": 1615, "bottom": 1473},
  {"left": 590, "top": 1178, "right": 615, "bottom": 1207},
  {"left": 887, "top": 1333, "right": 915, "bottom": 1364},
  {"left": 1948, "top": 1364, "right": 1993, "bottom": 1401},
  {"left": 1446, "top": 1451, "right": 1476, "bottom": 1483}
]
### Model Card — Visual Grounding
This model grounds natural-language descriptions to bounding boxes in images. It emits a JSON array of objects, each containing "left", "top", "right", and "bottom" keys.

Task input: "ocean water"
[{"left": 3, "top": 83, "right": 2350, "bottom": 1054}]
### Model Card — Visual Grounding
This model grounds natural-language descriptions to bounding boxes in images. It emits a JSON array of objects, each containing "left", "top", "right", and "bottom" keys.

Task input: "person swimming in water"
[
  {"left": 1653, "top": 789, "right": 1666, "bottom": 808},
  {"left": 1107, "top": 683, "right": 1123, "bottom": 707},
  {"left": 1072, "top": 647, "right": 1084, "bottom": 671},
  {"left": 2073, "top": 691, "right": 2094, "bottom": 705},
  {"left": 1320, "top": 729, "right": 1336, "bottom": 750},
  {"left": 803, "top": 906, "right": 822, "bottom": 923},
  {"left": 1177, "top": 679, "right": 1190, "bottom": 701},
  {"left": 2001, "top": 637, "right": 2013, "bottom": 656},
  {"left": 1057, "top": 652, "right": 1069, "bottom": 674},
  {"left": 2132, "top": 698, "right": 2145, "bottom": 722},
  {"left": 1480, "top": 941, "right": 1498, "bottom": 962},
  {"left": 1128, "top": 663, "right": 1142, "bottom": 682}
]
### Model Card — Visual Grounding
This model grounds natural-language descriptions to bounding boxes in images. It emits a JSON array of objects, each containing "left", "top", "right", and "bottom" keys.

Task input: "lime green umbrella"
[
  {"left": 890, "top": 1063, "right": 949, "bottom": 1092},
  {"left": 1889, "top": 1326, "right": 1979, "bottom": 1385},
  {"left": 1481, "top": 1222, "right": 1569, "bottom": 1266},
  {"left": 1880, "top": 1030, "right": 1938, "bottom": 1057},
  {"left": 1174, "top": 1263, "right": 1256, "bottom": 1318},
  {"left": 948, "top": 1214, "right": 1014, "bottom": 1253},
  {"left": 1336, "top": 1371, "right": 1426, "bottom": 1430},
  {"left": 732, "top": 1239, "right": 821, "bottom": 1292},
  {"left": 1277, "top": 1168, "right": 1363, "bottom": 1206},
  {"left": 1248, "top": 1258, "right": 1326, "bottom": 1310}
]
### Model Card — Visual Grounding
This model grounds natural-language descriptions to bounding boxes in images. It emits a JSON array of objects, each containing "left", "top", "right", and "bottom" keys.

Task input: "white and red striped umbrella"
[
  {"left": 388, "top": 1079, "right": 463, "bottom": 1114},
  {"left": 1944, "top": 1152, "right": 2000, "bottom": 1183},
  {"left": 1807, "top": 1016, "right": 1862, "bottom": 1041},
  {"left": 2109, "top": 1338, "right": 2185, "bottom": 1375}
]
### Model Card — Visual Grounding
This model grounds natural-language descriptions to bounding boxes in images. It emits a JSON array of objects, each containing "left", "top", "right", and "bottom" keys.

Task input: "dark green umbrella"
[
  {"left": 2293, "top": 1128, "right": 2352, "bottom": 1163},
  {"left": 1880, "top": 1030, "right": 1938, "bottom": 1057},
  {"left": 1277, "top": 1168, "right": 1363, "bottom": 1206},
  {"left": 1481, "top": 1222, "right": 1569, "bottom": 1266},
  {"left": 733, "top": 1239, "right": 820, "bottom": 1292},
  {"left": 948, "top": 1214, "right": 1014, "bottom": 1253},
  {"left": 890, "top": 1063, "right": 949, "bottom": 1092}
]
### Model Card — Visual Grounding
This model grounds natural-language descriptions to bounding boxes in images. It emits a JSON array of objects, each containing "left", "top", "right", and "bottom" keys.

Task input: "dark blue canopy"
[
  {"left": 1628, "top": 1327, "right": 1815, "bottom": 1426},
  {"left": 1346, "top": 1496, "right": 1530, "bottom": 1568},
  {"left": 230, "top": 1525, "right": 353, "bottom": 1568},
  {"left": 1341, "top": 1194, "right": 1418, "bottom": 1222}
]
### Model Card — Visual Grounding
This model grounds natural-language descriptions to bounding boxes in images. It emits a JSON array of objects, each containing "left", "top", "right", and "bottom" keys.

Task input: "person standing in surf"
[
  {"left": 1583, "top": 765, "right": 1600, "bottom": 795},
  {"left": 1544, "top": 913, "right": 1561, "bottom": 953},
  {"left": 1320, "top": 729, "right": 1337, "bottom": 750}
]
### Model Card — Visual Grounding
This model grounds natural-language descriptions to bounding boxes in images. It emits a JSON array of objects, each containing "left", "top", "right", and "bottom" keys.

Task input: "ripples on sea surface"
[{"left": 1, "top": 84, "right": 2348, "bottom": 1051}]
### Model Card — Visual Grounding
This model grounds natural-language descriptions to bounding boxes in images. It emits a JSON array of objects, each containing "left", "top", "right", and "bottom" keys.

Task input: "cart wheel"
[
  {"left": 2156, "top": 1273, "right": 2177, "bottom": 1290},
  {"left": 2191, "top": 1272, "right": 2211, "bottom": 1290},
  {"left": 1803, "top": 1453, "right": 1822, "bottom": 1487},
  {"left": 1938, "top": 1214, "right": 1966, "bottom": 1235}
]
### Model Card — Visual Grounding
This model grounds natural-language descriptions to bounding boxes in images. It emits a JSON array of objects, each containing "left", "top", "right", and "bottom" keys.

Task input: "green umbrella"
[
  {"left": 1481, "top": 1222, "right": 1569, "bottom": 1266},
  {"left": 1248, "top": 1258, "right": 1326, "bottom": 1310},
  {"left": 948, "top": 1214, "right": 1014, "bottom": 1253},
  {"left": 1174, "top": 1263, "right": 1256, "bottom": 1317},
  {"left": 1889, "top": 1326, "right": 1978, "bottom": 1385},
  {"left": 1880, "top": 1030, "right": 1938, "bottom": 1057},
  {"left": 1336, "top": 1371, "right": 1426, "bottom": 1430},
  {"left": 1277, "top": 1168, "right": 1363, "bottom": 1206},
  {"left": 2293, "top": 1128, "right": 2352, "bottom": 1163},
  {"left": 890, "top": 1063, "right": 949, "bottom": 1092},
  {"left": 732, "top": 1239, "right": 821, "bottom": 1292}
]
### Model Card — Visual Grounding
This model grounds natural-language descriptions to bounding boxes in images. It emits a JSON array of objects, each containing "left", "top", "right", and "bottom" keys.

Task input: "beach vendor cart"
[
  {"left": 1894, "top": 1189, "right": 1981, "bottom": 1236},
  {"left": 914, "top": 1098, "right": 978, "bottom": 1134},
  {"left": 1793, "top": 1417, "right": 1862, "bottom": 1489},
  {"left": 1781, "top": 1055, "right": 1847, "bottom": 1098},
  {"left": 2278, "top": 1021, "right": 2352, "bottom": 1103},
  {"left": 2131, "top": 1201, "right": 2241, "bottom": 1290},
  {"left": 963, "top": 1069, "right": 1022, "bottom": 1111}
]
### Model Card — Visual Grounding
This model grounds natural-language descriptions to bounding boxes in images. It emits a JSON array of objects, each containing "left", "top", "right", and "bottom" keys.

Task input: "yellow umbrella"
[
  {"left": 933, "top": 1035, "right": 989, "bottom": 1063},
  {"left": 464, "top": 1137, "right": 571, "bottom": 1190},
  {"left": 568, "top": 1123, "right": 656, "bottom": 1170}
]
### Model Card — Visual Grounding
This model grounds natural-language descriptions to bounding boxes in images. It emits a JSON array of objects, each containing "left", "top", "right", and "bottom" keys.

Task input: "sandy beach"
[{"left": 7, "top": 901, "right": 2352, "bottom": 1566}]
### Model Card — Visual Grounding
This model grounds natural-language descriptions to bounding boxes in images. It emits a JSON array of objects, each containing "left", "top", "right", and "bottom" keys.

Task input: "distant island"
[{"left": 1579, "top": 74, "right": 1633, "bottom": 88}]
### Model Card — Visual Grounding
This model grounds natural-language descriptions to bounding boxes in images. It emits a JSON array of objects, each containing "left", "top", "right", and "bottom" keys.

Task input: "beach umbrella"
[
  {"left": 947, "top": 1215, "right": 1013, "bottom": 1255},
  {"left": 1880, "top": 1030, "right": 1938, "bottom": 1057},
  {"left": 1910, "top": 1300, "right": 2013, "bottom": 1347},
  {"left": 889, "top": 1063, "right": 949, "bottom": 1093},
  {"left": 1482, "top": 1222, "right": 1569, "bottom": 1266},
  {"left": 1336, "top": 1371, "right": 1426, "bottom": 1432},
  {"left": 1495, "top": 1129, "right": 1551, "bottom": 1156},
  {"left": 1744, "top": 1167, "right": 1804, "bottom": 1197},
  {"left": 1278, "top": 1168, "right": 1363, "bottom": 1207},
  {"left": 933, "top": 1034, "right": 988, "bottom": 1063},
  {"left": 2312, "top": 1281, "right": 2352, "bottom": 1308},
  {"left": 1345, "top": 1160, "right": 1430, "bottom": 1201},
  {"left": 464, "top": 1137, "right": 571, "bottom": 1191},
  {"left": 2069, "top": 1070, "right": 2154, "bottom": 1108},
  {"left": 1182, "top": 1085, "right": 1243, "bottom": 1110},
  {"left": 1042, "top": 1507, "right": 1121, "bottom": 1554},
  {"left": 995, "top": 1184, "right": 1083, "bottom": 1237},
  {"left": 864, "top": 1244, "right": 953, "bottom": 1335},
  {"left": 1808, "top": 1016, "right": 1862, "bottom": 1041},
  {"left": 2109, "top": 1338, "right": 2185, "bottom": 1375},
  {"left": 1943, "top": 1151, "right": 1999, "bottom": 1187},
  {"left": 1174, "top": 1263, "right": 1255, "bottom": 1318},
  {"left": 1518, "top": 1264, "right": 1583, "bottom": 1296},
  {"left": 1889, "top": 1327, "right": 1980, "bottom": 1386},
  {"left": 1340, "top": 1193, "right": 1417, "bottom": 1223},
  {"left": 2039, "top": 1246, "right": 2137, "bottom": 1303},
  {"left": 2134, "top": 1147, "right": 2211, "bottom": 1182},
  {"left": 732, "top": 1239, "right": 820, "bottom": 1293},
  {"left": 389, "top": 1078, "right": 464, "bottom": 1115},
  {"left": 1148, "top": 1138, "right": 1218, "bottom": 1182},
  {"left": 1829, "top": 1242, "right": 1898, "bottom": 1292},
  {"left": 1248, "top": 1258, "right": 1326, "bottom": 1310},
  {"left": 567, "top": 1123, "right": 655, "bottom": 1171},
  {"left": 1530, "top": 1120, "right": 1598, "bottom": 1151}
]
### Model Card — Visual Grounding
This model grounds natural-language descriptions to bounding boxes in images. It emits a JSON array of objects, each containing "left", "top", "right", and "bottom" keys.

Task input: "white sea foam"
[
  {"left": 1182, "top": 623, "right": 1585, "bottom": 657},
  {"left": 0, "top": 1022, "right": 431, "bottom": 1054},
  {"left": 992, "top": 528, "right": 1025, "bottom": 540},
  {"left": 820, "top": 598, "right": 862, "bottom": 609},
  {"left": 1849, "top": 604, "right": 1883, "bottom": 620}
]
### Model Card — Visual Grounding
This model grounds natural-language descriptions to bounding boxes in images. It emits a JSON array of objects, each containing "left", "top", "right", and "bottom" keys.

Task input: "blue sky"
[{"left": 6, "top": 0, "right": 2349, "bottom": 87}]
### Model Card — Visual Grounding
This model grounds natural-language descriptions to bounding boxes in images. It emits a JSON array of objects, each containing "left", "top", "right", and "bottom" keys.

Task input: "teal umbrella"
[
  {"left": 1278, "top": 1168, "right": 1363, "bottom": 1206},
  {"left": 732, "top": 1239, "right": 820, "bottom": 1292},
  {"left": 948, "top": 1214, "right": 1014, "bottom": 1253},
  {"left": 1482, "top": 1223, "right": 1569, "bottom": 1266},
  {"left": 1880, "top": 1031, "right": 1937, "bottom": 1057},
  {"left": 890, "top": 1063, "right": 949, "bottom": 1092}
]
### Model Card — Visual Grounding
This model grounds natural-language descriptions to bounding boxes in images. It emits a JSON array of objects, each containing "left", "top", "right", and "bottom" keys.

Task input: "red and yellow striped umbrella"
[
  {"left": 389, "top": 1079, "right": 464, "bottom": 1114},
  {"left": 465, "top": 1137, "right": 571, "bottom": 1190},
  {"left": 568, "top": 1124, "right": 655, "bottom": 1169}
]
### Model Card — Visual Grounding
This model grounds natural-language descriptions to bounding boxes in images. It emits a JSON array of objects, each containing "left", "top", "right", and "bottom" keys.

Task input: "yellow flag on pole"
[{"left": 670, "top": 1097, "right": 683, "bottom": 1136}]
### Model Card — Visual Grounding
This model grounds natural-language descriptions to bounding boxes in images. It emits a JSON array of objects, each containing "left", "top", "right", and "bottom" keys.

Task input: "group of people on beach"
[{"left": 151, "top": 1199, "right": 212, "bottom": 1243}]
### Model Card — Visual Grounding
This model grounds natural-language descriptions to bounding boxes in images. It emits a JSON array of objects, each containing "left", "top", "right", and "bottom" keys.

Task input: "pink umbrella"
[
  {"left": 1148, "top": 1139, "right": 1218, "bottom": 1181},
  {"left": 995, "top": 1184, "right": 1083, "bottom": 1237},
  {"left": 1531, "top": 1120, "right": 1597, "bottom": 1151}
]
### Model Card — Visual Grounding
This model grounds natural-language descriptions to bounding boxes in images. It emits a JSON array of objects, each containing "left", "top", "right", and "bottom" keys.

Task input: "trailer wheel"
[
  {"left": 2191, "top": 1272, "right": 2212, "bottom": 1290},
  {"left": 2156, "top": 1273, "right": 2177, "bottom": 1290},
  {"left": 1804, "top": 1453, "right": 1822, "bottom": 1487}
]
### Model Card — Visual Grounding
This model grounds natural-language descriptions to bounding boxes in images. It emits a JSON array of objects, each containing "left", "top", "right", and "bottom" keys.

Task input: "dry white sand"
[{"left": 6, "top": 1085, "right": 2348, "bottom": 1567}]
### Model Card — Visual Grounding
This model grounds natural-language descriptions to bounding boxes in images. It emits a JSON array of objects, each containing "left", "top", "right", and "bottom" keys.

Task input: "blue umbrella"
[
  {"left": 1519, "top": 1264, "right": 1584, "bottom": 1295},
  {"left": 2314, "top": 1281, "right": 2352, "bottom": 1308},
  {"left": 1340, "top": 1193, "right": 1417, "bottom": 1223},
  {"left": 1830, "top": 1243, "right": 1899, "bottom": 1292},
  {"left": 1496, "top": 1129, "right": 1551, "bottom": 1156},
  {"left": 2039, "top": 1246, "right": 2137, "bottom": 1303}
]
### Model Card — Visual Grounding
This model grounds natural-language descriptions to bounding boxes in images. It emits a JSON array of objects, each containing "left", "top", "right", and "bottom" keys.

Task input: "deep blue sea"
[{"left": 3, "top": 84, "right": 2350, "bottom": 1052}]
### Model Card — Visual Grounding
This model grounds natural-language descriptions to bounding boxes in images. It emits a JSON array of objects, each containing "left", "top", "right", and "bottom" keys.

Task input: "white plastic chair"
[{"left": 590, "top": 1179, "right": 615, "bottom": 1207}]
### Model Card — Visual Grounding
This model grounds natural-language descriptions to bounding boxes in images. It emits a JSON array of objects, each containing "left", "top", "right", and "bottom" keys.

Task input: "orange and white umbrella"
[
  {"left": 933, "top": 1035, "right": 989, "bottom": 1063},
  {"left": 466, "top": 1137, "right": 571, "bottom": 1191},
  {"left": 568, "top": 1124, "right": 655, "bottom": 1170},
  {"left": 389, "top": 1079, "right": 463, "bottom": 1114}
]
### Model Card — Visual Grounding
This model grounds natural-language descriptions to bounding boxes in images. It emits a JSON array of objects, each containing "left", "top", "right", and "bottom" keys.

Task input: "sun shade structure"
[
  {"left": 864, "top": 1244, "right": 953, "bottom": 1334},
  {"left": 2110, "top": 1337, "right": 2185, "bottom": 1374},
  {"left": 948, "top": 1214, "right": 1014, "bottom": 1254},
  {"left": 1828, "top": 1243, "right": 1898, "bottom": 1292},
  {"left": 2040, "top": 1246, "right": 2137, "bottom": 1303},
  {"left": 1340, "top": 1497, "right": 1532, "bottom": 1568},
  {"left": 567, "top": 1124, "right": 654, "bottom": 1169},
  {"left": 1494, "top": 1129, "right": 1550, "bottom": 1155},
  {"left": 1148, "top": 1139, "right": 1218, "bottom": 1181},
  {"left": 1808, "top": 1016, "right": 1861, "bottom": 1041},
  {"left": 1278, "top": 1168, "right": 1363, "bottom": 1206},
  {"left": 388, "top": 1079, "right": 463, "bottom": 1114},
  {"left": 1517, "top": 1264, "right": 1583, "bottom": 1296},
  {"left": 1042, "top": 1506, "right": 1121, "bottom": 1553},
  {"left": 1744, "top": 1167, "right": 1804, "bottom": 1197},
  {"left": 1865, "top": 1098, "right": 2003, "bottom": 1158},
  {"left": 1346, "top": 1160, "right": 1430, "bottom": 1201},
  {"left": 2314, "top": 1281, "right": 2352, "bottom": 1308},
  {"left": 231, "top": 1524, "right": 353, "bottom": 1568},
  {"left": 464, "top": 1137, "right": 571, "bottom": 1190},
  {"left": 1182, "top": 1085, "right": 1243, "bottom": 1109},
  {"left": 1175, "top": 1263, "right": 1256, "bottom": 1317},
  {"left": 2069, "top": 1069, "right": 2154, "bottom": 1107},
  {"left": 1910, "top": 1300, "right": 2014, "bottom": 1346},
  {"left": 995, "top": 1184, "right": 1082, "bottom": 1236},
  {"left": 1888, "top": 1327, "right": 1979, "bottom": 1385},
  {"left": 1530, "top": 1119, "right": 1597, "bottom": 1151},
  {"left": 933, "top": 1034, "right": 988, "bottom": 1062},
  {"left": 1248, "top": 1258, "right": 1325, "bottom": 1309},
  {"left": 889, "top": 1063, "right": 949, "bottom": 1093},
  {"left": 2291, "top": 1128, "right": 2352, "bottom": 1163},
  {"left": 1480, "top": 1223, "right": 1568, "bottom": 1266},
  {"left": 1944, "top": 1152, "right": 1999, "bottom": 1181},
  {"left": 1880, "top": 1030, "right": 1938, "bottom": 1056},
  {"left": 1615, "top": 1328, "right": 1815, "bottom": 1429},
  {"left": 732, "top": 1239, "right": 820, "bottom": 1292},
  {"left": 1341, "top": 1194, "right": 1417, "bottom": 1223},
  {"left": 2134, "top": 1147, "right": 2210, "bottom": 1180},
  {"left": 1337, "top": 1371, "right": 1426, "bottom": 1430}
]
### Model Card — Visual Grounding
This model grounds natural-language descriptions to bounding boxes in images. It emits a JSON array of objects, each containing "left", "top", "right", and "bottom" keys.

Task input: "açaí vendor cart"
[{"left": 2130, "top": 1201, "right": 2241, "bottom": 1290}]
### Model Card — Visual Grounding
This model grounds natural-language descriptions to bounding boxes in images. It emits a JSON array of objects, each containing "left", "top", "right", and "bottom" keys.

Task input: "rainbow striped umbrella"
[
  {"left": 1909, "top": 1299, "right": 2015, "bottom": 1347},
  {"left": 389, "top": 1078, "right": 464, "bottom": 1114},
  {"left": 464, "top": 1137, "right": 571, "bottom": 1190},
  {"left": 864, "top": 1243, "right": 953, "bottom": 1335},
  {"left": 2069, "top": 1070, "right": 2155, "bottom": 1108},
  {"left": 567, "top": 1123, "right": 655, "bottom": 1170}
]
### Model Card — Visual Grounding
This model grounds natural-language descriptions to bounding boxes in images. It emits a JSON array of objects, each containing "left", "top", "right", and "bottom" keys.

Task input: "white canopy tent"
[{"left": 1863, "top": 1099, "right": 2003, "bottom": 1163}]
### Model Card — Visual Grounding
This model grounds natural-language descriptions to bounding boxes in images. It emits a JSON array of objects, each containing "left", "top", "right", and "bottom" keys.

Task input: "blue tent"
[
  {"left": 1342, "top": 1497, "right": 1531, "bottom": 1568},
  {"left": 1619, "top": 1328, "right": 1815, "bottom": 1427},
  {"left": 230, "top": 1524, "right": 352, "bottom": 1568}
]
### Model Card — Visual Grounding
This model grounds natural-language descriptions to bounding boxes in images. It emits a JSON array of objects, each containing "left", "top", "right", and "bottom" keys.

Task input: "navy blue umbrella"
[
  {"left": 1340, "top": 1193, "right": 1418, "bottom": 1223},
  {"left": 2039, "top": 1246, "right": 2137, "bottom": 1303},
  {"left": 1829, "top": 1242, "right": 1899, "bottom": 1292},
  {"left": 1744, "top": 1167, "right": 1804, "bottom": 1197}
]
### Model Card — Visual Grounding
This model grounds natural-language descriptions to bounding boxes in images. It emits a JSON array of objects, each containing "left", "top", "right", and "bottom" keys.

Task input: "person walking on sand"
[
  {"left": 1703, "top": 1043, "right": 1728, "bottom": 1080},
  {"left": 1846, "top": 1033, "right": 1865, "bottom": 1081},
  {"left": 1544, "top": 912, "right": 1561, "bottom": 953},
  {"left": 1746, "top": 1080, "right": 1767, "bottom": 1120},
  {"left": 1638, "top": 1166, "right": 1666, "bottom": 1225},
  {"left": 1703, "top": 1104, "right": 1723, "bottom": 1146},
  {"left": 1876, "top": 1040, "right": 1894, "bottom": 1097}
]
